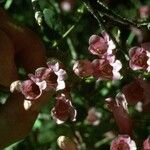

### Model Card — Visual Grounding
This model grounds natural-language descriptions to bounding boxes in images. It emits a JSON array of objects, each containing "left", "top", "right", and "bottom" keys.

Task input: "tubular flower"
[
  {"left": 73, "top": 59, "right": 93, "bottom": 77},
  {"left": 21, "top": 79, "right": 46, "bottom": 100},
  {"left": 129, "top": 46, "right": 150, "bottom": 72},
  {"left": 88, "top": 32, "right": 115, "bottom": 57},
  {"left": 29, "top": 60, "right": 67, "bottom": 91},
  {"left": 110, "top": 135, "right": 137, "bottom": 150},
  {"left": 106, "top": 93, "right": 133, "bottom": 135},
  {"left": 51, "top": 93, "right": 77, "bottom": 124},
  {"left": 122, "top": 78, "right": 144, "bottom": 105},
  {"left": 92, "top": 55, "right": 122, "bottom": 80}
]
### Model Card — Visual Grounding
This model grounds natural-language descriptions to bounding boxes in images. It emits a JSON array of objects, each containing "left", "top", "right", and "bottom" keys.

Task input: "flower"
[
  {"left": 57, "top": 136, "right": 77, "bottom": 150},
  {"left": 60, "top": 0, "right": 75, "bottom": 12},
  {"left": 21, "top": 79, "right": 46, "bottom": 100},
  {"left": 88, "top": 32, "right": 115, "bottom": 57},
  {"left": 129, "top": 46, "right": 150, "bottom": 71},
  {"left": 106, "top": 93, "right": 133, "bottom": 135},
  {"left": 110, "top": 135, "right": 137, "bottom": 150},
  {"left": 86, "top": 107, "right": 101, "bottom": 126},
  {"left": 51, "top": 93, "right": 77, "bottom": 124},
  {"left": 121, "top": 77, "right": 150, "bottom": 112},
  {"left": 92, "top": 55, "right": 122, "bottom": 80},
  {"left": 122, "top": 78, "right": 144, "bottom": 105},
  {"left": 73, "top": 60, "right": 93, "bottom": 77},
  {"left": 139, "top": 6, "right": 150, "bottom": 19},
  {"left": 143, "top": 137, "right": 150, "bottom": 150},
  {"left": 29, "top": 60, "right": 67, "bottom": 91}
]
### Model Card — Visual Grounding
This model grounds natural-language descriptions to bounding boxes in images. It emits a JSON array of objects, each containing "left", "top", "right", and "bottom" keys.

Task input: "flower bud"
[
  {"left": 10, "top": 80, "right": 22, "bottom": 93},
  {"left": 57, "top": 136, "right": 77, "bottom": 150}
]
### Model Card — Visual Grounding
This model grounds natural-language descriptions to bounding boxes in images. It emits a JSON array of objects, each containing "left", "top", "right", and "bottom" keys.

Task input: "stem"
[
  {"left": 82, "top": 0, "right": 150, "bottom": 29},
  {"left": 81, "top": 0, "right": 120, "bottom": 51},
  {"left": 52, "top": 5, "right": 85, "bottom": 48},
  {"left": 98, "top": 13, "right": 121, "bottom": 51},
  {"left": 97, "top": 0, "right": 136, "bottom": 26},
  {"left": 63, "top": 25, "right": 75, "bottom": 38},
  {"left": 81, "top": 1, "right": 104, "bottom": 32}
]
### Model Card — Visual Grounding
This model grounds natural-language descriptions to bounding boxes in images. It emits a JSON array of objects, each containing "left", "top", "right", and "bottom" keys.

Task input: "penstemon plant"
[{"left": 4, "top": 0, "right": 150, "bottom": 149}]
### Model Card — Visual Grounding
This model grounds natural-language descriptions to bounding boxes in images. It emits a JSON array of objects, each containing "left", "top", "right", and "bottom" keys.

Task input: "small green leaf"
[{"left": 43, "top": 8, "right": 62, "bottom": 34}]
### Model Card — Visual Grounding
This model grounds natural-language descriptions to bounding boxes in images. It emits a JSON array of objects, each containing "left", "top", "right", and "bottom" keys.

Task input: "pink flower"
[
  {"left": 60, "top": 0, "right": 75, "bottom": 12},
  {"left": 106, "top": 93, "right": 133, "bottom": 135},
  {"left": 88, "top": 32, "right": 115, "bottom": 57},
  {"left": 92, "top": 55, "right": 122, "bottom": 80},
  {"left": 139, "top": 6, "right": 150, "bottom": 19},
  {"left": 110, "top": 135, "right": 137, "bottom": 150},
  {"left": 143, "top": 137, "right": 150, "bottom": 150},
  {"left": 21, "top": 79, "right": 46, "bottom": 100},
  {"left": 129, "top": 46, "right": 150, "bottom": 71},
  {"left": 122, "top": 79, "right": 144, "bottom": 105},
  {"left": 73, "top": 60, "right": 93, "bottom": 77},
  {"left": 86, "top": 107, "right": 101, "bottom": 126},
  {"left": 29, "top": 60, "right": 67, "bottom": 91},
  {"left": 51, "top": 93, "right": 77, "bottom": 124}
]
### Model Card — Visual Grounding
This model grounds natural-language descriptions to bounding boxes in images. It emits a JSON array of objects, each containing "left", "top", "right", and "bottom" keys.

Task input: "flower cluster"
[
  {"left": 111, "top": 135, "right": 150, "bottom": 150},
  {"left": 73, "top": 32, "right": 122, "bottom": 80},
  {"left": 107, "top": 84, "right": 150, "bottom": 149},
  {"left": 10, "top": 59, "right": 67, "bottom": 100},
  {"left": 10, "top": 59, "right": 77, "bottom": 125}
]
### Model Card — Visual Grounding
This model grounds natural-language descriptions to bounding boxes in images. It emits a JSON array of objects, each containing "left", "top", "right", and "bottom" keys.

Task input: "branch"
[{"left": 81, "top": 0, "right": 150, "bottom": 29}]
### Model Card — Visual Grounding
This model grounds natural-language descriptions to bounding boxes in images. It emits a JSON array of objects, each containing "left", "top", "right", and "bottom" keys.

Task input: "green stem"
[{"left": 63, "top": 25, "right": 75, "bottom": 38}]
